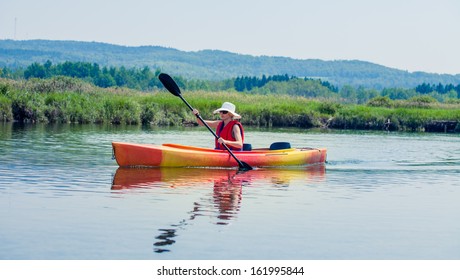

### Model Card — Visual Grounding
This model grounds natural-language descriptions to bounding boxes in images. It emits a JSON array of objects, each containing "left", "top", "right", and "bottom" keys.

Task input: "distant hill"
[{"left": 1, "top": 39, "right": 459, "bottom": 89}]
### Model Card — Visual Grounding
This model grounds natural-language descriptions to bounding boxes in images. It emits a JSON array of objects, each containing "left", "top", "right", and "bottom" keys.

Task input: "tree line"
[
  {"left": 1, "top": 61, "right": 459, "bottom": 103},
  {"left": 17, "top": 61, "right": 164, "bottom": 90},
  {"left": 415, "top": 82, "right": 460, "bottom": 95},
  {"left": 234, "top": 74, "right": 338, "bottom": 93}
]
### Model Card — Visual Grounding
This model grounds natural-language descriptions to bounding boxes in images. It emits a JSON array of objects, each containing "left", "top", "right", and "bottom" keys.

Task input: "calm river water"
[{"left": 0, "top": 123, "right": 459, "bottom": 260}]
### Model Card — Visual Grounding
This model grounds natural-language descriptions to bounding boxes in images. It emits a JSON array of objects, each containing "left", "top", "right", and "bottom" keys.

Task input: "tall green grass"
[{"left": 1, "top": 77, "right": 459, "bottom": 132}]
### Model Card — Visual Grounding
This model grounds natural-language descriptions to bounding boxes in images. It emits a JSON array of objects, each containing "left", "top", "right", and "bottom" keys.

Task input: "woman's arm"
[{"left": 193, "top": 109, "right": 220, "bottom": 128}]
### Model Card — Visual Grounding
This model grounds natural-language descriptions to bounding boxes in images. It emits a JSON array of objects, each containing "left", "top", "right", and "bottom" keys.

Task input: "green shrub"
[
  {"left": 0, "top": 95, "right": 13, "bottom": 121},
  {"left": 402, "top": 95, "right": 439, "bottom": 108},
  {"left": 103, "top": 96, "right": 141, "bottom": 124},
  {"left": 318, "top": 101, "right": 342, "bottom": 115},
  {"left": 26, "top": 76, "right": 92, "bottom": 93},
  {"left": 367, "top": 96, "right": 394, "bottom": 107},
  {"left": 10, "top": 92, "right": 47, "bottom": 122}
]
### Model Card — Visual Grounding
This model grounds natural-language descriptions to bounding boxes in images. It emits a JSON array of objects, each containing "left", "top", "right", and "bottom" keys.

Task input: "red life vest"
[{"left": 215, "top": 120, "right": 245, "bottom": 150}]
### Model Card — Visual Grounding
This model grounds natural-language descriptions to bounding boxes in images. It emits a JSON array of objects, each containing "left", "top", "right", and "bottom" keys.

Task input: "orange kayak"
[{"left": 112, "top": 142, "right": 327, "bottom": 168}]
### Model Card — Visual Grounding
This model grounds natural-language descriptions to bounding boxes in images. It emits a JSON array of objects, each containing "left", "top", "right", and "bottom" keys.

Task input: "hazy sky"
[{"left": 1, "top": 0, "right": 459, "bottom": 74}]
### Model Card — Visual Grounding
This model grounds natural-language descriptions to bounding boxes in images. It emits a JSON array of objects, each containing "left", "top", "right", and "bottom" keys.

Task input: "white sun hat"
[{"left": 213, "top": 102, "right": 241, "bottom": 119}]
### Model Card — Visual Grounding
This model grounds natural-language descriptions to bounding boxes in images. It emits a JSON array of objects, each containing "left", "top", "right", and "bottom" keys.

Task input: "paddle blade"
[
  {"left": 159, "top": 73, "right": 181, "bottom": 96},
  {"left": 239, "top": 161, "right": 253, "bottom": 171}
]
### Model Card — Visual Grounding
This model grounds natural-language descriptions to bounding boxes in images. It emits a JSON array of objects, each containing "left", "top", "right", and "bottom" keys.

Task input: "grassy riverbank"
[{"left": 1, "top": 77, "right": 459, "bottom": 132}]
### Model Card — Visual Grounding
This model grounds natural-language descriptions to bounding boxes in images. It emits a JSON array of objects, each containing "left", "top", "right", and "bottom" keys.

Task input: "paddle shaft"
[
  {"left": 177, "top": 95, "right": 249, "bottom": 169},
  {"left": 158, "top": 72, "right": 252, "bottom": 170}
]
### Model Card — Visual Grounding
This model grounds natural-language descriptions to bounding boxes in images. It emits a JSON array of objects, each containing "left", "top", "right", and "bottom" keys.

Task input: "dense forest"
[
  {"left": 1, "top": 61, "right": 459, "bottom": 105},
  {"left": 1, "top": 39, "right": 460, "bottom": 89}
]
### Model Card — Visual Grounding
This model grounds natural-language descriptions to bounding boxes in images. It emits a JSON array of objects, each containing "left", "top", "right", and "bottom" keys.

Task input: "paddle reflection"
[{"left": 111, "top": 166, "right": 325, "bottom": 253}]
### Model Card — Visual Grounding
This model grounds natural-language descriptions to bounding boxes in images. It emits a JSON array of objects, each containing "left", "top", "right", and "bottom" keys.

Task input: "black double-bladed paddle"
[{"left": 159, "top": 73, "right": 253, "bottom": 171}]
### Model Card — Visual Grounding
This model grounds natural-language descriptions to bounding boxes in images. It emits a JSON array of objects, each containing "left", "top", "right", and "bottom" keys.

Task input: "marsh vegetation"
[{"left": 1, "top": 77, "right": 459, "bottom": 132}]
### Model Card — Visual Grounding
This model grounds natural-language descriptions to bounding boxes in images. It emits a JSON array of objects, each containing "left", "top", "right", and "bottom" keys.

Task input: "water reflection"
[
  {"left": 112, "top": 166, "right": 326, "bottom": 190},
  {"left": 212, "top": 175, "right": 243, "bottom": 224},
  {"left": 111, "top": 166, "right": 326, "bottom": 253}
]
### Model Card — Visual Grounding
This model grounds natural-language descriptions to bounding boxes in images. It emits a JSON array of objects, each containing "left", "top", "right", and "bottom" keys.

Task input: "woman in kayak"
[{"left": 193, "top": 102, "right": 244, "bottom": 151}]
